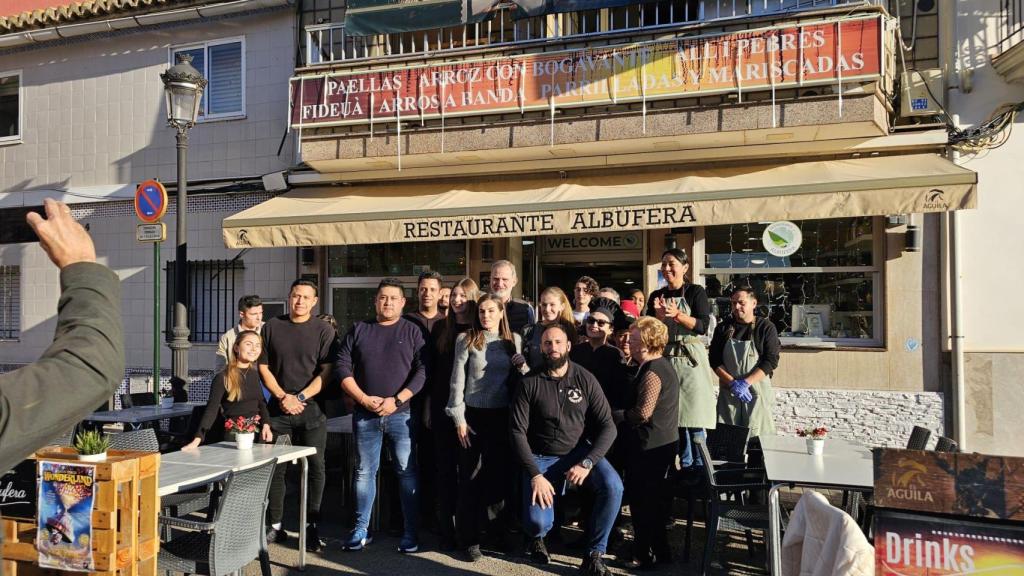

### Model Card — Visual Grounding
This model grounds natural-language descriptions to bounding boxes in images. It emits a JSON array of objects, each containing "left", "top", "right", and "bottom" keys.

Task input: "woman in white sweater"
[{"left": 447, "top": 294, "right": 526, "bottom": 561}]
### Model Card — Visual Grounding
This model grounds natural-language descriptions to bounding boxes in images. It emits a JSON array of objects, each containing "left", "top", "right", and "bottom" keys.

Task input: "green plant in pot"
[{"left": 73, "top": 430, "right": 110, "bottom": 462}]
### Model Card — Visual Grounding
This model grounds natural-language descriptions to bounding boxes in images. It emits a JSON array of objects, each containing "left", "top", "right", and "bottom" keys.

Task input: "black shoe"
[
  {"left": 465, "top": 545, "right": 483, "bottom": 562},
  {"left": 527, "top": 537, "right": 550, "bottom": 564},
  {"left": 266, "top": 527, "right": 288, "bottom": 544},
  {"left": 580, "top": 551, "right": 610, "bottom": 575},
  {"left": 306, "top": 525, "right": 325, "bottom": 553}
]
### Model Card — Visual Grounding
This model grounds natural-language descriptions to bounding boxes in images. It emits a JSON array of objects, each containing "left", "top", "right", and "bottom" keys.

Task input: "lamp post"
[{"left": 161, "top": 53, "right": 206, "bottom": 390}]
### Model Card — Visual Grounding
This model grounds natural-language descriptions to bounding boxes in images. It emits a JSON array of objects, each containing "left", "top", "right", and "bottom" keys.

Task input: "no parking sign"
[{"left": 134, "top": 180, "right": 167, "bottom": 223}]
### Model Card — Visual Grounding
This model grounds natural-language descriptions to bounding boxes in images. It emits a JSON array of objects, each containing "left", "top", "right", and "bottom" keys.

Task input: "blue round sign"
[{"left": 135, "top": 180, "right": 167, "bottom": 223}]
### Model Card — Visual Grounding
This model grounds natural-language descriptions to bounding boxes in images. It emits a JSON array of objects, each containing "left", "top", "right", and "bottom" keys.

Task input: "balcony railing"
[
  {"left": 305, "top": 0, "right": 880, "bottom": 66},
  {"left": 999, "top": 0, "right": 1024, "bottom": 51}
]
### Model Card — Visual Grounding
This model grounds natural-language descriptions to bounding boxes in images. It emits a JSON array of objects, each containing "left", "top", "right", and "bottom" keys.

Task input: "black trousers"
[
  {"left": 431, "top": 407, "right": 460, "bottom": 542},
  {"left": 456, "top": 407, "right": 512, "bottom": 547},
  {"left": 267, "top": 413, "right": 327, "bottom": 525},
  {"left": 626, "top": 441, "right": 676, "bottom": 560}
]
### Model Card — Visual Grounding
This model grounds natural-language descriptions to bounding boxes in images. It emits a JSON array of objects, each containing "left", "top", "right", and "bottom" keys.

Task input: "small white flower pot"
[
  {"left": 77, "top": 452, "right": 107, "bottom": 462},
  {"left": 236, "top": 432, "right": 255, "bottom": 450},
  {"left": 160, "top": 397, "right": 174, "bottom": 408},
  {"left": 806, "top": 438, "right": 825, "bottom": 456}
]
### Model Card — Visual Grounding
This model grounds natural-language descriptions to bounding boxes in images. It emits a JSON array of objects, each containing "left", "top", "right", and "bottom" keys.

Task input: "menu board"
[{"left": 875, "top": 510, "right": 1024, "bottom": 575}]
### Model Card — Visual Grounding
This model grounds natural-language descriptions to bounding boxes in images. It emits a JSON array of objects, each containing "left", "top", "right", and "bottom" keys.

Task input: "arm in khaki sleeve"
[
  {"left": 0, "top": 263, "right": 124, "bottom": 472},
  {"left": 0, "top": 200, "right": 125, "bottom": 472}
]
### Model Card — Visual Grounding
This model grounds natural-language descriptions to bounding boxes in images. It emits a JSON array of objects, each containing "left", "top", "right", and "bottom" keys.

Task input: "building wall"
[
  {"left": 0, "top": 9, "right": 295, "bottom": 193},
  {"left": 951, "top": 0, "right": 1024, "bottom": 456},
  {"left": 0, "top": 10, "right": 301, "bottom": 386}
]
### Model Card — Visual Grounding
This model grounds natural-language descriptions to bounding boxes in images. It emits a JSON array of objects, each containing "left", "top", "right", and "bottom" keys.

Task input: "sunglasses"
[{"left": 585, "top": 317, "right": 610, "bottom": 327}]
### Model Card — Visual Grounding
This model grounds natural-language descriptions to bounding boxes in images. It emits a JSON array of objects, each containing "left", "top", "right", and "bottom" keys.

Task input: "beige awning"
[{"left": 223, "top": 154, "right": 977, "bottom": 248}]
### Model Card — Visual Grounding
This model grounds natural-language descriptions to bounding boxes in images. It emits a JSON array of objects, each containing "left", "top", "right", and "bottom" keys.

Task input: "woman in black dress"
[{"left": 184, "top": 330, "right": 272, "bottom": 448}]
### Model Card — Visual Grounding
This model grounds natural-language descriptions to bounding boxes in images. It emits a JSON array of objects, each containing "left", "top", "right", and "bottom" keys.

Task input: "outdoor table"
[
  {"left": 760, "top": 435, "right": 874, "bottom": 576},
  {"left": 88, "top": 402, "right": 196, "bottom": 429},
  {"left": 160, "top": 442, "right": 317, "bottom": 570}
]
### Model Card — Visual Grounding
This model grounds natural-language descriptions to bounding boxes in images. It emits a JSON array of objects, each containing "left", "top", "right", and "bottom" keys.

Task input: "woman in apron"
[
  {"left": 710, "top": 287, "right": 780, "bottom": 438},
  {"left": 646, "top": 248, "right": 717, "bottom": 473}
]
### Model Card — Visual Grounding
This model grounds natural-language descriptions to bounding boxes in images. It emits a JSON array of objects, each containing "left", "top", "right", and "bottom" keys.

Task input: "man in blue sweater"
[{"left": 338, "top": 278, "right": 427, "bottom": 553}]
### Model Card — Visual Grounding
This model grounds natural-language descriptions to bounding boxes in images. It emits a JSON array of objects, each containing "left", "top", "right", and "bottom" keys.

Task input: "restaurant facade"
[{"left": 224, "top": 0, "right": 976, "bottom": 447}]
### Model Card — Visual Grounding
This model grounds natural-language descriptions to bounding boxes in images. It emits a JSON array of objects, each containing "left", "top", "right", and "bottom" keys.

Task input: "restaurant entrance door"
[{"left": 537, "top": 231, "right": 645, "bottom": 299}]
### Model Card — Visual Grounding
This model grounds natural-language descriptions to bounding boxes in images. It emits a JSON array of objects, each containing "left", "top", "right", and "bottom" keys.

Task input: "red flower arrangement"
[
  {"left": 224, "top": 415, "right": 261, "bottom": 434},
  {"left": 796, "top": 426, "right": 828, "bottom": 439}
]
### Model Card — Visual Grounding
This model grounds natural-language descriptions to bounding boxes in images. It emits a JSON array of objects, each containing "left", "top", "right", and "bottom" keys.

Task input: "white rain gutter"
[
  {"left": 939, "top": 2, "right": 967, "bottom": 449},
  {"left": 0, "top": 0, "right": 291, "bottom": 50}
]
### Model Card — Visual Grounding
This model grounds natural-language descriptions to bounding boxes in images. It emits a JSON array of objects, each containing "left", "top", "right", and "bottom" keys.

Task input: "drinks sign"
[{"left": 291, "top": 15, "right": 882, "bottom": 128}]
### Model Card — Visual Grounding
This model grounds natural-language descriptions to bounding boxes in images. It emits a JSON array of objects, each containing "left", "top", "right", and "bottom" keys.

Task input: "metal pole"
[
  {"left": 153, "top": 240, "right": 161, "bottom": 405},
  {"left": 170, "top": 129, "right": 191, "bottom": 390}
]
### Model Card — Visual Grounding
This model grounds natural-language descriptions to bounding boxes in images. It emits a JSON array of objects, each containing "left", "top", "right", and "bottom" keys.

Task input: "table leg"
[
  {"left": 768, "top": 483, "right": 784, "bottom": 576},
  {"left": 300, "top": 457, "right": 308, "bottom": 571}
]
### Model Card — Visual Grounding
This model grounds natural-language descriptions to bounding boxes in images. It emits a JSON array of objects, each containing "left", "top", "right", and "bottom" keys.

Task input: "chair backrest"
[
  {"left": 906, "top": 426, "right": 932, "bottom": 450},
  {"left": 274, "top": 434, "right": 292, "bottom": 446},
  {"left": 696, "top": 440, "right": 719, "bottom": 489},
  {"left": 130, "top": 392, "right": 157, "bottom": 406},
  {"left": 109, "top": 429, "right": 160, "bottom": 452},
  {"left": 52, "top": 425, "right": 78, "bottom": 447},
  {"left": 935, "top": 436, "right": 960, "bottom": 453},
  {"left": 705, "top": 423, "right": 749, "bottom": 463},
  {"left": 208, "top": 459, "right": 277, "bottom": 576}
]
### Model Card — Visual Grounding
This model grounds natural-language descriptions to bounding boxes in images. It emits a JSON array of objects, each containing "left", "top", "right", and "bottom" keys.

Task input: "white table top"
[
  {"left": 759, "top": 435, "right": 874, "bottom": 489},
  {"left": 159, "top": 461, "right": 231, "bottom": 497},
  {"left": 89, "top": 403, "right": 196, "bottom": 423},
  {"left": 159, "top": 443, "right": 316, "bottom": 496},
  {"left": 326, "top": 415, "right": 352, "bottom": 434}
]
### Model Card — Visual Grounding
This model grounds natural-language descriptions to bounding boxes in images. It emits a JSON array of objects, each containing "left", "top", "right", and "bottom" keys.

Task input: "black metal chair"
[
  {"left": 159, "top": 459, "right": 277, "bottom": 576},
  {"left": 109, "top": 428, "right": 160, "bottom": 451},
  {"left": 696, "top": 440, "right": 769, "bottom": 576},
  {"left": 935, "top": 436, "right": 960, "bottom": 453},
  {"left": 705, "top": 423, "right": 750, "bottom": 468},
  {"left": 906, "top": 426, "right": 932, "bottom": 450},
  {"left": 52, "top": 424, "right": 78, "bottom": 447}
]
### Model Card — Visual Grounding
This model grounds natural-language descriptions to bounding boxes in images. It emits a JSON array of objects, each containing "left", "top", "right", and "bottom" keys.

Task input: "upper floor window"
[
  {"left": 171, "top": 38, "right": 245, "bottom": 120},
  {"left": 0, "top": 70, "right": 21, "bottom": 143}
]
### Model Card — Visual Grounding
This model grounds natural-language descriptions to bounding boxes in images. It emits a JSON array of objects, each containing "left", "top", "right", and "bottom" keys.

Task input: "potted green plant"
[
  {"left": 73, "top": 430, "right": 110, "bottom": 462},
  {"left": 796, "top": 426, "right": 828, "bottom": 456}
]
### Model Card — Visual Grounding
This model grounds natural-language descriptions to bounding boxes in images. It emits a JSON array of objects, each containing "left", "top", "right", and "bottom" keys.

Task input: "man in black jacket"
[{"left": 510, "top": 323, "right": 621, "bottom": 576}]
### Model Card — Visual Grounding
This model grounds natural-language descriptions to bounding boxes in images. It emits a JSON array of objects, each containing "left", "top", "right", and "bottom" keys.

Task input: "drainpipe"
[{"left": 939, "top": 2, "right": 967, "bottom": 449}]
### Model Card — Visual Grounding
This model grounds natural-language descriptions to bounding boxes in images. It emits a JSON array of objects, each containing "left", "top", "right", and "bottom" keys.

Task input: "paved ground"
[{"left": 236, "top": 474, "right": 777, "bottom": 576}]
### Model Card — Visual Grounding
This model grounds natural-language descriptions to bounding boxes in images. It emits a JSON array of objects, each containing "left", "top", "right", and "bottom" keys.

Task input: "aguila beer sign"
[{"left": 291, "top": 14, "right": 883, "bottom": 128}]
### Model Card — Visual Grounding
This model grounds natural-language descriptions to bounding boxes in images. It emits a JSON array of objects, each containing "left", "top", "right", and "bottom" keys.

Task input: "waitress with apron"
[
  {"left": 710, "top": 287, "right": 780, "bottom": 438},
  {"left": 646, "top": 248, "right": 717, "bottom": 473}
]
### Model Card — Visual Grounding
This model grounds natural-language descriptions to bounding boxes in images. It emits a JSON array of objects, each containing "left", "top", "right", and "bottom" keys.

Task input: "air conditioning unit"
[{"left": 901, "top": 69, "right": 943, "bottom": 117}]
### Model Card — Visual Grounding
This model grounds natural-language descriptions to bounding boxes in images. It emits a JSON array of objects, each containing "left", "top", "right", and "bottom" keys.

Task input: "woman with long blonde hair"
[
  {"left": 429, "top": 277, "right": 480, "bottom": 551},
  {"left": 522, "top": 286, "right": 576, "bottom": 369},
  {"left": 185, "top": 330, "right": 272, "bottom": 448}
]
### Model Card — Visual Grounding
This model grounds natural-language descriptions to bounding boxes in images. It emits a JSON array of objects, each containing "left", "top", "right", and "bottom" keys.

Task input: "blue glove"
[{"left": 730, "top": 379, "right": 753, "bottom": 403}]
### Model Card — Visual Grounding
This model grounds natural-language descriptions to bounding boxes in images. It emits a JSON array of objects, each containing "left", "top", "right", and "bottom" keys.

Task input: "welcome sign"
[{"left": 290, "top": 14, "right": 882, "bottom": 128}]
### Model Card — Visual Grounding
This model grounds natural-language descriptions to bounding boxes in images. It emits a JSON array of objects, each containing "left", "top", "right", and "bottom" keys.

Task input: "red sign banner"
[{"left": 291, "top": 15, "right": 883, "bottom": 128}]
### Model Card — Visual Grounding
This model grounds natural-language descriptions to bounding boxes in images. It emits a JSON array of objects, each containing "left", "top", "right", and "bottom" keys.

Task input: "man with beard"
[
  {"left": 489, "top": 260, "right": 534, "bottom": 333},
  {"left": 510, "top": 323, "right": 622, "bottom": 576}
]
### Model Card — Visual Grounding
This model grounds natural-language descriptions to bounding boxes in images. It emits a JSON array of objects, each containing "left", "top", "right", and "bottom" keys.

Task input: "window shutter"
[{"left": 208, "top": 42, "right": 243, "bottom": 115}]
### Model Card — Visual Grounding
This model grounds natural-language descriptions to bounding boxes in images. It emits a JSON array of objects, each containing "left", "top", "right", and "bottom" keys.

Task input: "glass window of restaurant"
[
  {"left": 698, "top": 216, "right": 883, "bottom": 347},
  {"left": 327, "top": 241, "right": 467, "bottom": 334}
]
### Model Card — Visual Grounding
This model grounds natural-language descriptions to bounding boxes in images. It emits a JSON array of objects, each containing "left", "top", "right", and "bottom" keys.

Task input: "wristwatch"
[
  {"left": 296, "top": 392, "right": 307, "bottom": 402},
  {"left": 394, "top": 395, "right": 405, "bottom": 408},
  {"left": 580, "top": 458, "right": 594, "bottom": 470}
]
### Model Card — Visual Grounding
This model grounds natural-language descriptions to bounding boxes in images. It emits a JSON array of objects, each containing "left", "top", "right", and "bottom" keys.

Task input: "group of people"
[{"left": 193, "top": 251, "right": 782, "bottom": 574}]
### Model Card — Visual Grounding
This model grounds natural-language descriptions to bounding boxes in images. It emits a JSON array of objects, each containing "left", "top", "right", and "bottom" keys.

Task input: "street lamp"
[{"left": 161, "top": 53, "right": 206, "bottom": 390}]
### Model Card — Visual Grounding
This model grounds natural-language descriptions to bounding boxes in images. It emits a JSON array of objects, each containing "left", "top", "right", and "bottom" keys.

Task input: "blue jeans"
[
  {"left": 679, "top": 428, "right": 707, "bottom": 469},
  {"left": 521, "top": 442, "right": 623, "bottom": 555},
  {"left": 352, "top": 409, "right": 418, "bottom": 538}
]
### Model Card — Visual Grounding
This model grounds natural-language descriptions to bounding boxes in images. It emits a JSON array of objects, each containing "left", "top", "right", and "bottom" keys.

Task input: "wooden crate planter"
[{"left": 1, "top": 448, "right": 159, "bottom": 576}]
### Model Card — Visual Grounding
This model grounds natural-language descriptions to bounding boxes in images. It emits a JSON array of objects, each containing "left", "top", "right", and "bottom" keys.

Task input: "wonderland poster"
[
  {"left": 36, "top": 461, "right": 95, "bottom": 571},
  {"left": 875, "top": 509, "right": 1024, "bottom": 575}
]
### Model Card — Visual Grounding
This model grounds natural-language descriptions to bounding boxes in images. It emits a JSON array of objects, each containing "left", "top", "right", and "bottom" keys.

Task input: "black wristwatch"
[
  {"left": 580, "top": 458, "right": 594, "bottom": 470},
  {"left": 394, "top": 395, "right": 405, "bottom": 408}
]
